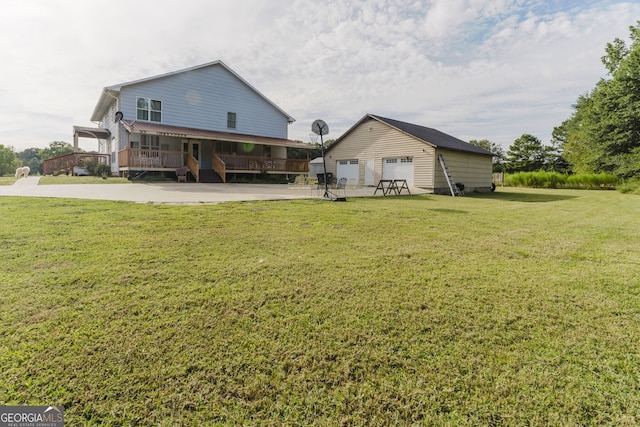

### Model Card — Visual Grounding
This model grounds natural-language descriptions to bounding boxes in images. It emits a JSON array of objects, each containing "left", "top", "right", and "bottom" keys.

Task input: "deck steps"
[{"left": 199, "top": 169, "right": 224, "bottom": 183}]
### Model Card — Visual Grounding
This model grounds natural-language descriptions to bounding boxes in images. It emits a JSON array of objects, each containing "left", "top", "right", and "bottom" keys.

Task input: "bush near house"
[{"left": 84, "top": 160, "right": 112, "bottom": 178}]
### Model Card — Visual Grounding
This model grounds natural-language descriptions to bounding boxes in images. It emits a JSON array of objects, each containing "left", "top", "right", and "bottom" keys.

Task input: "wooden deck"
[
  {"left": 117, "top": 149, "right": 309, "bottom": 175},
  {"left": 217, "top": 154, "right": 308, "bottom": 174},
  {"left": 43, "top": 153, "right": 111, "bottom": 176}
]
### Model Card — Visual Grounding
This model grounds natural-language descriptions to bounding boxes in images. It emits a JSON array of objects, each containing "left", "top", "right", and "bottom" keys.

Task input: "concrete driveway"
[{"left": 0, "top": 177, "right": 423, "bottom": 204}]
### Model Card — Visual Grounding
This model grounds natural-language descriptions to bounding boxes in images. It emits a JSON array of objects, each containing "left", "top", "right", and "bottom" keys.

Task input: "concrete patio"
[{"left": 0, "top": 177, "right": 426, "bottom": 204}]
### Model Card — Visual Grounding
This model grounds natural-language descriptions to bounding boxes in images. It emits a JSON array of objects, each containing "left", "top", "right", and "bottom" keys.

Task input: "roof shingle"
[
  {"left": 369, "top": 115, "right": 495, "bottom": 156},
  {"left": 330, "top": 114, "right": 495, "bottom": 156}
]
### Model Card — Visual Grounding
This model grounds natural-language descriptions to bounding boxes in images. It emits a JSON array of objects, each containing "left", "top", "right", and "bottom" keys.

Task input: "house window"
[
  {"left": 227, "top": 112, "right": 237, "bottom": 129},
  {"left": 137, "top": 97, "right": 162, "bottom": 122},
  {"left": 216, "top": 140, "right": 234, "bottom": 154},
  {"left": 150, "top": 100, "right": 162, "bottom": 122},
  {"left": 140, "top": 134, "right": 160, "bottom": 150}
]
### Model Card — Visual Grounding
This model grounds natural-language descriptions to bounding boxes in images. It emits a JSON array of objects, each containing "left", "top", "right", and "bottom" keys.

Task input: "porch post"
[{"left": 73, "top": 131, "right": 79, "bottom": 152}]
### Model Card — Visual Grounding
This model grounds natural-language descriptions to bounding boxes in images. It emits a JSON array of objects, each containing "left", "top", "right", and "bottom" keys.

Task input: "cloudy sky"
[{"left": 1, "top": 0, "right": 639, "bottom": 152}]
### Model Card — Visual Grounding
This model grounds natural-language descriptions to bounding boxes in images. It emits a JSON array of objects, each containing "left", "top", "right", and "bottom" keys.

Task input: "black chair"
[{"left": 317, "top": 172, "right": 334, "bottom": 186}]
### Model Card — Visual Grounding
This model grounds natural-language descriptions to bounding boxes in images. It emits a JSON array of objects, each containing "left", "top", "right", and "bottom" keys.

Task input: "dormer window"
[
  {"left": 227, "top": 112, "right": 237, "bottom": 129},
  {"left": 137, "top": 97, "right": 162, "bottom": 122}
]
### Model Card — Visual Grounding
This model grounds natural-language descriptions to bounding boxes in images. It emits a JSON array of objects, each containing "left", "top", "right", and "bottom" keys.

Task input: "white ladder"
[{"left": 438, "top": 154, "right": 464, "bottom": 197}]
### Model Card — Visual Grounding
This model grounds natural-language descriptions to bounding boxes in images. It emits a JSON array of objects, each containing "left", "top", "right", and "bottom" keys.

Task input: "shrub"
[
  {"left": 84, "top": 160, "right": 112, "bottom": 177},
  {"left": 505, "top": 171, "right": 618, "bottom": 190},
  {"left": 505, "top": 171, "right": 566, "bottom": 188},
  {"left": 618, "top": 178, "right": 640, "bottom": 194},
  {"left": 566, "top": 173, "right": 617, "bottom": 190},
  {"left": 92, "top": 163, "right": 112, "bottom": 178}
]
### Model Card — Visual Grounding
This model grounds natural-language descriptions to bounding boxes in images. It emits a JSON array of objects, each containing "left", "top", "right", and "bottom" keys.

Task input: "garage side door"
[
  {"left": 382, "top": 157, "right": 414, "bottom": 186},
  {"left": 336, "top": 160, "right": 359, "bottom": 185}
]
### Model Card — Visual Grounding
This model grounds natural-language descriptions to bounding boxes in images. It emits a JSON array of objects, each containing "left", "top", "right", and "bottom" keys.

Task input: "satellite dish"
[
  {"left": 115, "top": 111, "right": 124, "bottom": 123},
  {"left": 311, "top": 119, "right": 329, "bottom": 136}
]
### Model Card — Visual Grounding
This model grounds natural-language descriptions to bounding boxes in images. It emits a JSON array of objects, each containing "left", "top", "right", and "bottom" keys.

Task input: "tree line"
[
  {"left": 475, "top": 21, "right": 640, "bottom": 178},
  {"left": 0, "top": 141, "right": 75, "bottom": 176}
]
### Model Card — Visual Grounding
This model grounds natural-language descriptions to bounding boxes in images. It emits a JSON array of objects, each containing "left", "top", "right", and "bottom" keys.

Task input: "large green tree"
[
  {"left": 40, "top": 141, "right": 74, "bottom": 160},
  {"left": 0, "top": 144, "right": 20, "bottom": 176},
  {"left": 505, "top": 134, "right": 547, "bottom": 173},
  {"left": 546, "top": 128, "right": 572, "bottom": 173},
  {"left": 557, "top": 21, "right": 640, "bottom": 178},
  {"left": 288, "top": 139, "right": 335, "bottom": 161},
  {"left": 17, "top": 148, "right": 44, "bottom": 175}
]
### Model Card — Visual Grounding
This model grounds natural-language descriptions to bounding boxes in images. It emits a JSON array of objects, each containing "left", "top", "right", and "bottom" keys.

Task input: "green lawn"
[
  {"left": 0, "top": 177, "right": 17, "bottom": 185},
  {"left": 1, "top": 189, "right": 639, "bottom": 425},
  {"left": 38, "top": 175, "right": 130, "bottom": 185}
]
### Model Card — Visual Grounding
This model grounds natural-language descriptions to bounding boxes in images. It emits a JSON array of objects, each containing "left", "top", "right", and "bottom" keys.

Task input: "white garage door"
[
  {"left": 382, "top": 157, "right": 414, "bottom": 186},
  {"left": 336, "top": 160, "right": 359, "bottom": 185}
]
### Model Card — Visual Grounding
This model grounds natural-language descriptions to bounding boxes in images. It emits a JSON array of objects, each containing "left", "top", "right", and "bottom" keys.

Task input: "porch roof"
[
  {"left": 73, "top": 126, "right": 111, "bottom": 139},
  {"left": 121, "top": 120, "right": 312, "bottom": 149}
]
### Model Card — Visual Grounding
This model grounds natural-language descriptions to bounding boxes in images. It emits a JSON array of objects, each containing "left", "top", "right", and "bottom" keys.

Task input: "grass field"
[
  {"left": 0, "top": 177, "right": 17, "bottom": 185},
  {"left": 38, "top": 175, "right": 131, "bottom": 185},
  {"left": 1, "top": 188, "right": 639, "bottom": 425}
]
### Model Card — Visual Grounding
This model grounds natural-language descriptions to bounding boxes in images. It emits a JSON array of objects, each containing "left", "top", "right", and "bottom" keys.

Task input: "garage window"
[{"left": 383, "top": 157, "right": 414, "bottom": 186}]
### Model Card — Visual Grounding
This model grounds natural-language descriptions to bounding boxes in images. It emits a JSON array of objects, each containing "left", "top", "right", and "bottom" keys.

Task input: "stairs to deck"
[{"left": 199, "top": 169, "right": 224, "bottom": 183}]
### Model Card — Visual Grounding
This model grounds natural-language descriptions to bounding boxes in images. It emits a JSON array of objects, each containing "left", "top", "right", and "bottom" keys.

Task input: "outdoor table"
[
  {"left": 393, "top": 179, "right": 410, "bottom": 194},
  {"left": 374, "top": 179, "right": 411, "bottom": 196}
]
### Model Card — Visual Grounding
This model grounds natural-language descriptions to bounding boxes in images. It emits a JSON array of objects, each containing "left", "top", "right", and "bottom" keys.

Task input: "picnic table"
[{"left": 374, "top": 179, "right": 411, "bottom": 196}]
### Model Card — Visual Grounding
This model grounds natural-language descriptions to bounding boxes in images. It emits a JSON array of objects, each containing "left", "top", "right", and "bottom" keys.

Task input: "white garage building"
[{"left": 324, "top": 114, "right": 495, "bottom": 193}]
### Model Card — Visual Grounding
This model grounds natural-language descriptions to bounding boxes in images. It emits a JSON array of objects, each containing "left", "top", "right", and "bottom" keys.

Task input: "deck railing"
[
  {"left": 118, "top": 149, "right": 184, "bottom": 169},
  {"left": 43, "top": 152, "right": 111, "bottom": 175},
  {"left": 217, "top": 154, "right": 308, "bottom": 173},
  {"left": 187, "top": 154, "right": 200, "bottom": 183},
  {"left": 212, "top": 154, "right": 226, "bottom": 183},
  {"left": 115, "top": 149, "right": 308, "bottom": 176}
]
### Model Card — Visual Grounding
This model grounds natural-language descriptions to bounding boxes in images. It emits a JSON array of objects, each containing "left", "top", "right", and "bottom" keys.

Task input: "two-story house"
[{"left": 50, "top": 61, "right": 310, "bottom": 181}]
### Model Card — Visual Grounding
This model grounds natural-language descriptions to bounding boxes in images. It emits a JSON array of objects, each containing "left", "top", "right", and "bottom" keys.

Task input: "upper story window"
[
  {"left": 227, "top": 112, "right": 237, "bottom": 129},
  {"left": 137, "top": 97, "right": 162, "bottom": 122}
]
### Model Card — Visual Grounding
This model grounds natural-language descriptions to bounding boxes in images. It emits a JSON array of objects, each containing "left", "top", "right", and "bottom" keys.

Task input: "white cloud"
[{"left": 0, "top": 0, "right": 639, "bottom": 152}]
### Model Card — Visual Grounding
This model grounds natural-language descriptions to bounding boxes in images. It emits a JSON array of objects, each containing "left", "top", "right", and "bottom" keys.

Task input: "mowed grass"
[
  {"left": 38, "top": 175, "right": 131, "bottom": 185},
  {"left": 0, "top": 177, "right": 17, "bottom": 185},
  {"left": 1, "top": 188, "right": 639, "bottom": 426}
]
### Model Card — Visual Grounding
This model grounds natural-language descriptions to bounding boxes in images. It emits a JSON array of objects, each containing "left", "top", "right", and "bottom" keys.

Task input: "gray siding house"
[
  {"left": 61, "top": 61, "right": 310, "bottom": 181},
  {"left": 324, "top": 114, "right": 495, "bottom": 193}
]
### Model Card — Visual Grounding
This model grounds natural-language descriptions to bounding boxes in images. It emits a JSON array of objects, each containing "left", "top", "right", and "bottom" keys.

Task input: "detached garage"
[{"left": 324, "top": 114, "right": 495, "bottom": 194}]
